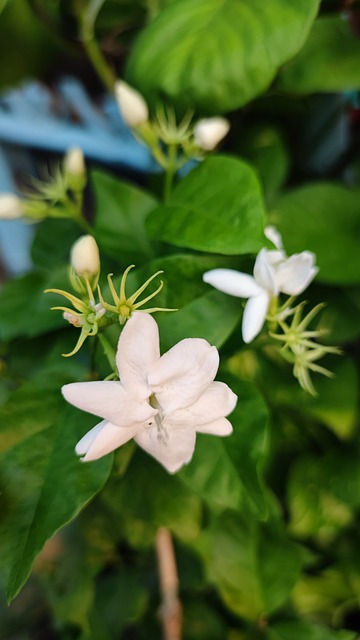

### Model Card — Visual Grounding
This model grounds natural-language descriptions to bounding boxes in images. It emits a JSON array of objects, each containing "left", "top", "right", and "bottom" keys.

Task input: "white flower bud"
[
  {"left": 0, "top": 193, "right": 23, "bottom": 219},
  {"left": 114, "top": 80, "right": 149, "bottom": 127},
  {"left": 64, "top": 147, "right": 85, "bottom": 177},
  {"left": 193, "top": 117, "right": 230, "bottom": 151},
  {"left": 71, "top": 235, "right": 100, "bottom": 277},
  {"left": 264, "top": 225, "right": 283, "bottom": 250}
]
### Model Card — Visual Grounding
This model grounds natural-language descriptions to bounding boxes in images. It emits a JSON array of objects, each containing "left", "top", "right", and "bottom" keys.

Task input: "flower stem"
[
  {"left": 79, "top": 0, "right": 115, "bottom": 94},
  {"left": 163, "top": 144, "right": 178, "bottom": 203},
  {"left": 156, "top": 528, "right": 182, "bottom": 640},
  {"left": 98, "top": 332, "right": 117, "bottom": 373}
]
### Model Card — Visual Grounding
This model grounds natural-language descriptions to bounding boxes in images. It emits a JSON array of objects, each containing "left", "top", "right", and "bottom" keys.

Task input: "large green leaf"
[
  {"left": 126, "top": 0, "right": 320, "bottom": 112},
  {"left": 0, "top": 391, "right": 112, "bottom": 602},
  {"left": 157, "top": 290, "right": 243, "bottom": 351},
  {"left": 279, "top": 16, "right": 360, "bottom": 94},
  {"left": 92, "top": 169, "right": 157, "bottom": 262},
  {"left": 0, "top": 267, "right": 69, "bottom": 341},
  {"left": 271, "top": 183, "right": 360, "bottom": 284},
  {"left": 31, "top": 218, "right": 80, "bottom": 271},
  {"left": 202, "top": 511, "right": 302, "bottom": 620},
  {"left": 146, "top": 156, "right": 267, "bottom": 254},
  {"left": 179, "top": 378, "right": 269, "bottom": 518}
]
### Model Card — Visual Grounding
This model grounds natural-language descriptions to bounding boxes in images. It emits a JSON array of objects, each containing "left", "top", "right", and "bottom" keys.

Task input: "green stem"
[
  {"left": 66, "top": 198, "right": 93, "bottom": 234},
  {"left": 79, "top": 4, "right": 115, "bottom": 94},
  {"left": 163, "top": 144, "right": 178, "bottom": 203},
  {"left": 98, "top": 332, "right": 117, "bottom": 373}
]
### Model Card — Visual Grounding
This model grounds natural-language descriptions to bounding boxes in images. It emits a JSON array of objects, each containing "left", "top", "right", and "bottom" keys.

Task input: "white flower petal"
[
  {"left": 196, "top": 417, "right": 233, "bottom": 436},
  {"left": 62, "top": 380, "right": 155, "bottom": 426},
  {"left": 75, "top": 420, "right": 106, "bottom": 455},
  {"left": 275, "top": 251, "right": 318, "bottom": 295},
  {"left": 78, "top": 420, "right": 141, "bottom": 462},
  {"left": 134, "top": 424, "right": 196, "bottom": 474},
  {"left": 242, "top": 291, "right": 270, "bottom": 343},
  {"left": 148, "top": 339, "right": 219, "bottom": 413},
  {"left": 253, "top": 249, "right": 279, "bottom": 294},
  {"left": 203, "top": 269, "right": 262, "bottom": 298},
  {"left": 264, "top": 225, "right": 283, "bottom": 250},
  {"left": 168, "top": 381, "right": 237, "bottom": 428},
  {"left": 117, "top": 312, "right": 160, "bottom": 399}
]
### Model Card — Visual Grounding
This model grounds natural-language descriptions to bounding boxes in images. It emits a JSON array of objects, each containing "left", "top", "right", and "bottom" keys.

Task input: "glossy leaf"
[
  {"left": 202, "top": 511, "right": 302, "bottom": 620},
  {"left": 127, "top": 0, "right": 320, "bottom": 112},
  {"left": 179, "top": 378, "right": 269, "bottom": 518},
  {"left": 92, "top": 169, "right": 156, "bottom": 261},
  {"left": 146, "top": 156, "right": 267, "bottom": 254},
  {"left": 0, "top": 396, "right": 112, "bottom": 602},
  {"left": 272, "top": 183, "right": 360, "bottom": 284},
  {"left": 279, "top": 16, "right": 360, "bottom": 94}
]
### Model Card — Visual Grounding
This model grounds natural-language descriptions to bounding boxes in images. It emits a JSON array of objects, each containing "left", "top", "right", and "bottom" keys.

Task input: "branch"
[{"left": 156, "top": 528, "right": 183, "bottom": 640}]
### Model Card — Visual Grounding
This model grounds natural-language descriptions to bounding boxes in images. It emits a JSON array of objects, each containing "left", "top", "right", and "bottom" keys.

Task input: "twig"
[{"left": 155, "top": 528, "right": 183, "bottom": 640}]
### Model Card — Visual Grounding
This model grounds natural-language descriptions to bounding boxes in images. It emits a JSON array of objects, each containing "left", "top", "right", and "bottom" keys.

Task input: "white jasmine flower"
[
  {"left": 114, "top": 80, "right": 149, "bottom": 127},
  {"left": 193, "top": 117, "right": 230, "bottom": 151},
  {"left": 62, "top": 312, "right": 237, "bottom": 473},
  {"left": 203, "top": 247, "right": 318, "bottom": 344},
  {"left": 0, "top": 193, "right": 23, "bottom": 219},
  {"left": 71, "top": 235, "right": 100, "bottom": 278}
]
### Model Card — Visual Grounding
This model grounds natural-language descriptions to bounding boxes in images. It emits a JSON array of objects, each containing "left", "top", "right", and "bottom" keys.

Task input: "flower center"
[{"left": 149, "top": 394, "right": 168, "bottom": 444}]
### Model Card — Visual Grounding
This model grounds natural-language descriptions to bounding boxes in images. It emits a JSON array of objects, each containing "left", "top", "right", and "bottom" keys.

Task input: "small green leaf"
[
  {"left": 271, "top": 183, "right": 360, "bottom": 285},
  {"left": 146, "top": 156, "right": 267, "bottom": 254},
  {"left": 0, "top": 397, "right": 112, "bottom": 602},
  {"left": 127, "top": 0, "right": 320, "bottom": 112},
  {"left": 279, "top": 16, "right": 360, "bottom": 94},
  {"left": 92, "top": 169, "right": 157, "bottom": 261}
]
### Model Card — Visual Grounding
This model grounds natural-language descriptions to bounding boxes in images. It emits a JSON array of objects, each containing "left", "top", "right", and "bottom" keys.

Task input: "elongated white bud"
[
  {"left": 64, "top": 146, "right": 86, "bottom": 191},
  {"left": 64, "top": 147, "right": 85, "bottom": 177},
  {"left": 114, "top": 80, "right": 149, "bottom": 127},
  {"left": 0, "top": 193, "right": 23, "bottom": 219},
  {"left": 71, "top": 235, "right": 100, "bottom": 277},
  {"left": 193, "top": 117, "right": 230, "bottom": 151}
]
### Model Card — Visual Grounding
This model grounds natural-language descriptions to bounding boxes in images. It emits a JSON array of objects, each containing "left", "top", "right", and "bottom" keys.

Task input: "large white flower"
[
  {"left": 203, "top": 243, "right": 318, "bottom": 344},
  {"left": 62, "top": 312, "right": 237, "bottom": 473}
]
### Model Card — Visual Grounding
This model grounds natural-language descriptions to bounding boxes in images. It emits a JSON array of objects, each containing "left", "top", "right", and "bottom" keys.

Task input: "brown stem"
[{"left": 155, "top": 528, "right": 183, "bottom": 640}]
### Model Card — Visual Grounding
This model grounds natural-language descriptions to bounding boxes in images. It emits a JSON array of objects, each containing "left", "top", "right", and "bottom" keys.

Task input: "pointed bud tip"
[
  {"left": 193, "top": 117, "right": 230, "bottom": 151},
  {"left": 0, "top": 193, "right": 23, "bottom": 219},
  {"left": 114, "top": 80, "right": 149, "bottom": 127},
  {"left": 70, "top": 235, "right": 100, "bottom": 277}
]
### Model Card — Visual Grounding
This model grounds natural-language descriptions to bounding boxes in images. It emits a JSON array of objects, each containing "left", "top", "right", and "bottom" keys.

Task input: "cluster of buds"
[
  {"left": 0, "top": 147, "right": 87, "bottom": 225},
  {"left": 203, "top": 226, "right": 339, "bottom": 394},
  {"left": 269, "top": 302, "right": 341, "bottom": 396},
  {"left": 45, "top": 235, "right": 174, "bottom": 357},
  {"left": 114, "top": 80, "right": 230, "bottom": 172}
]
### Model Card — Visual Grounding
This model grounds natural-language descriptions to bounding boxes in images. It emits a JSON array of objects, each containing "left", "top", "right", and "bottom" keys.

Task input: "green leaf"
[
  {"left": 202, "top": 511, "right": 302, "bottom": 620},
  {"left": 0, "top": 397, "right": 112, "bottom": 602},
  {"left": 272, "top": 183, "right": 360, "bottom": 284},
  {"left": 287, "top": 453, "right": 355, "bottom": 543},
  {"left": 179, "top": 378, "right": 270, "bottom": 518},
  {"left": 0, "top": 267, "right": 69, "bottom": 341},
  {"left": 146, "top": 156, "right": 267, "bottom": 254},
  {"left": 31, "top": 218, "right": 80, "bottom": 271},
  {"left": 158, "top": 290, "right": 243, "bottom": 351},
  {"left": 92, "top": 169, "right": 157, "bottom": 262},
  {"left": 279, "top": 16, "right": 360, "bottom": 94},
  {"left": 103, "top": 450, "right": 202, "bottom": 547},
  {"left": 239, "top": 125, "right": 289, "bottom": 206},
  {"left": 127, "top": 0, "right": 320, "bottom": 112},
  {"left": 268, "top": 620, "right": 356, "bottom": 640}
]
